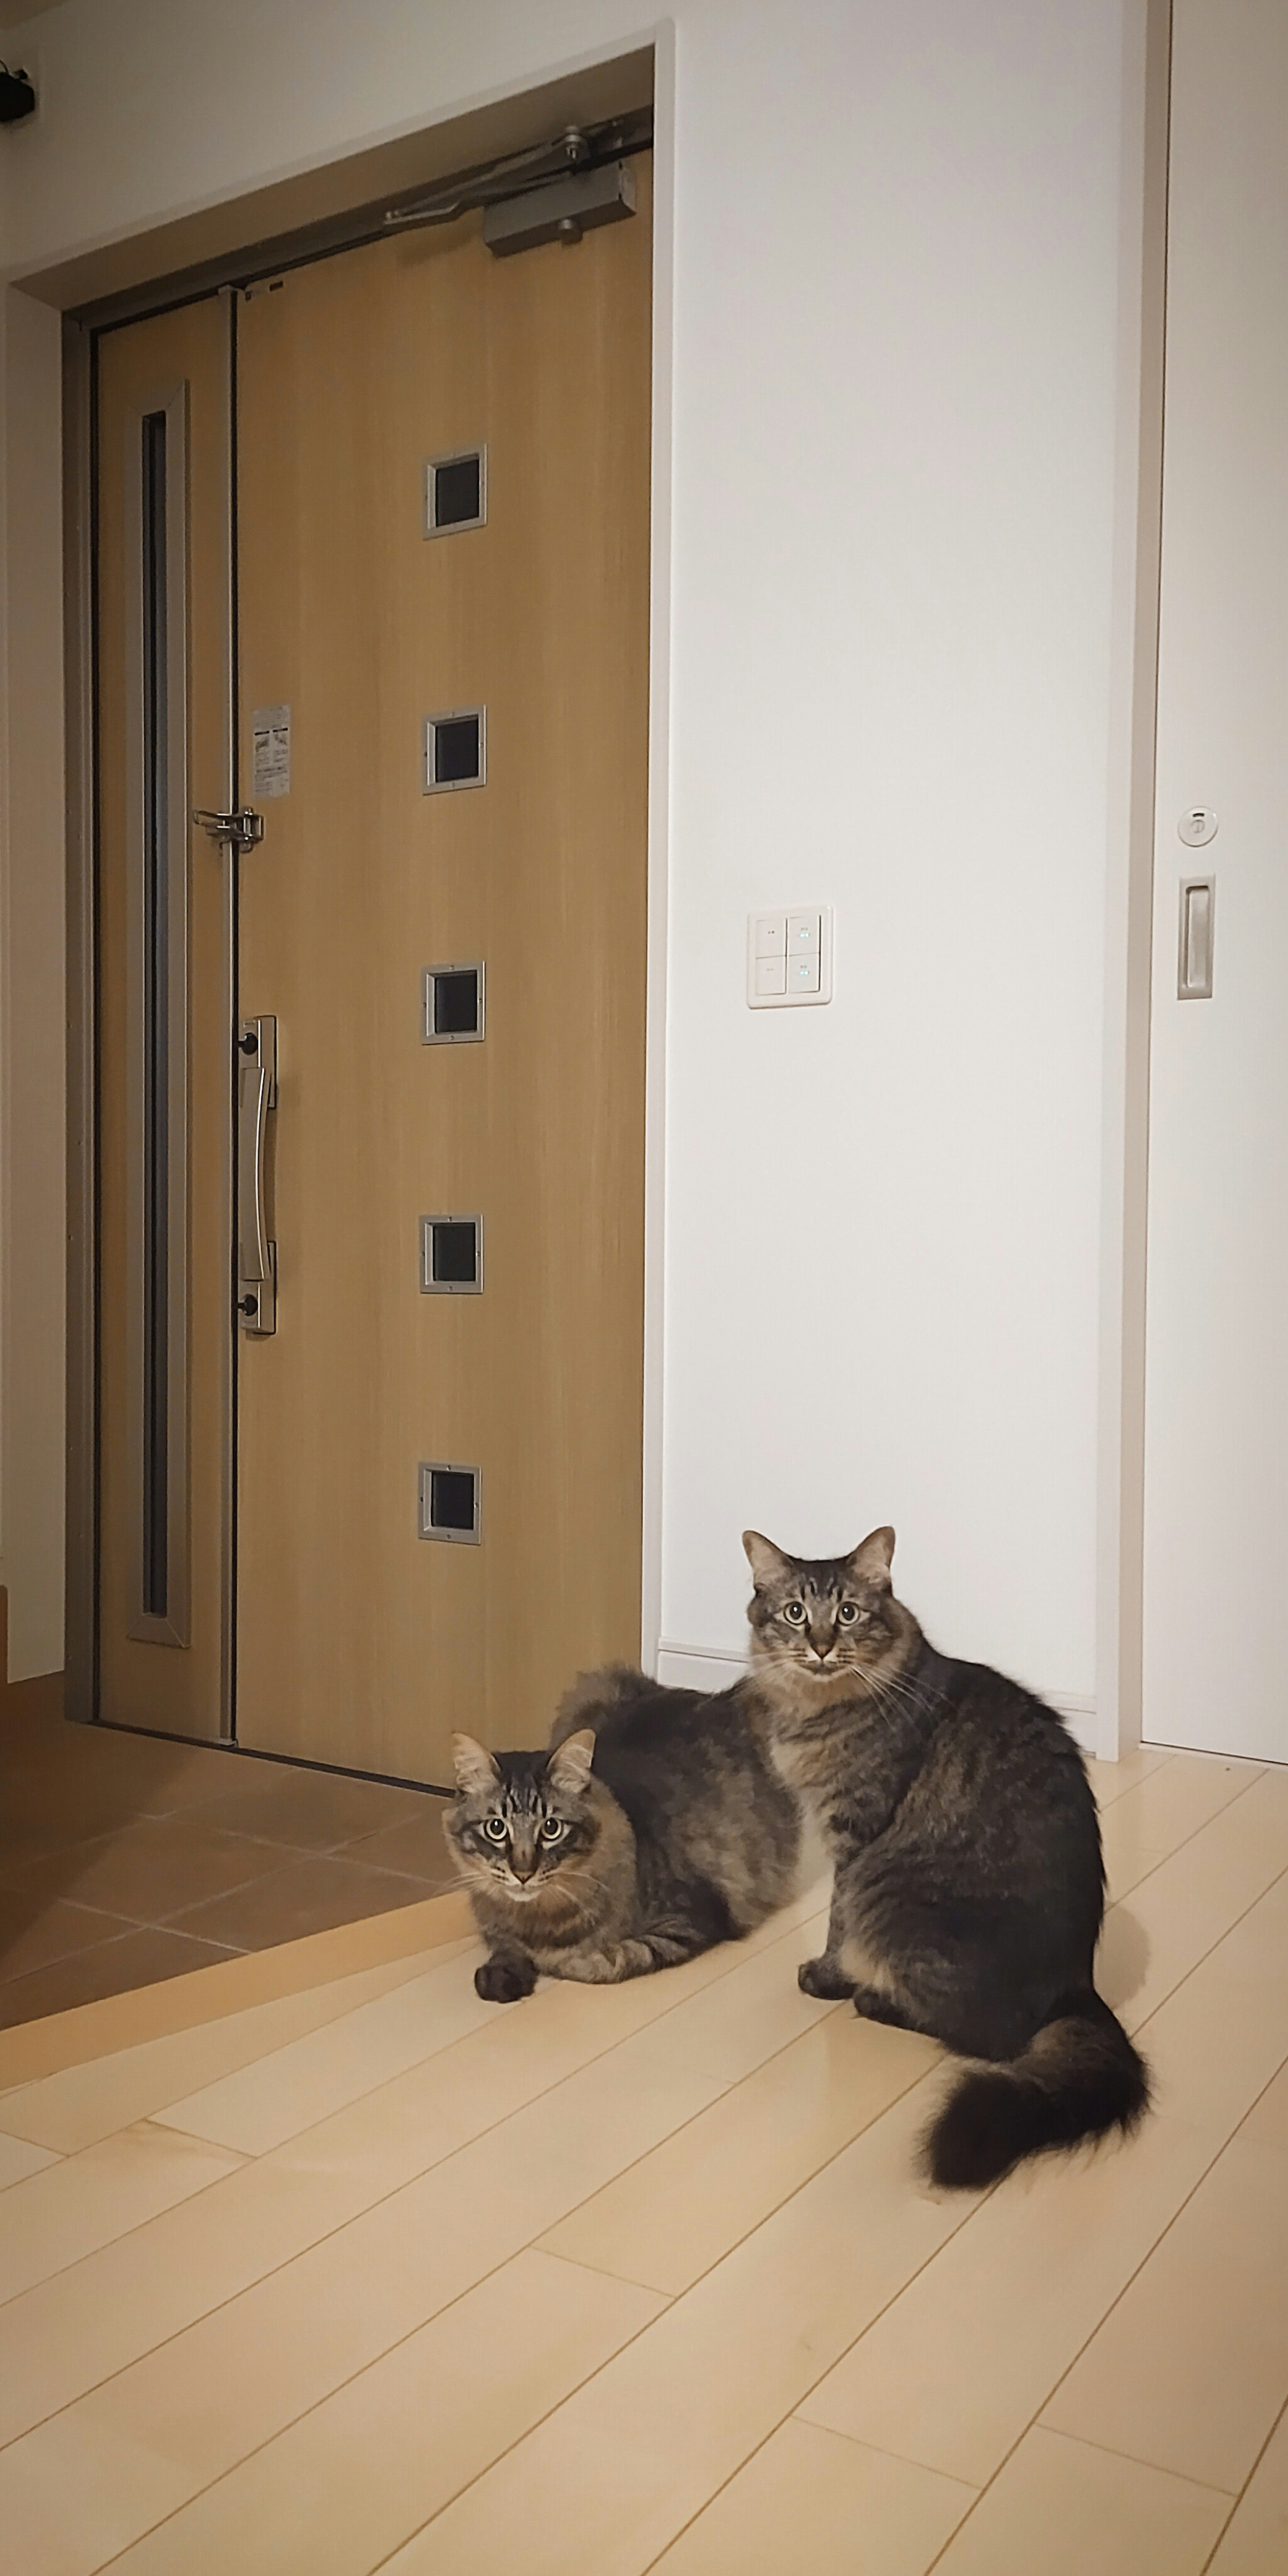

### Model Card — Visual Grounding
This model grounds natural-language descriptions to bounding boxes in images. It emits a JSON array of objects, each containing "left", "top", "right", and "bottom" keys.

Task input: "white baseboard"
[
  {"left": 655, "top": 1642, "right": 747, "bottom": 1693},
  {"left": 655, "top": 1641, "right": 1098, "bottom": 1754},
  {"left": 1044, "top": 1696, "right": 1098, "bottom": 1754}
]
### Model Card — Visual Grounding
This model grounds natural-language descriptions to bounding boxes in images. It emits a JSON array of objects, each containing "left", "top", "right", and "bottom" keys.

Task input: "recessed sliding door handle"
[
  {"left": 1178, "top": 876, "right": 1215, "bottom": 1000},
  {"left": 237, "top": 1016, "right": 277, "bottom": 1333}
]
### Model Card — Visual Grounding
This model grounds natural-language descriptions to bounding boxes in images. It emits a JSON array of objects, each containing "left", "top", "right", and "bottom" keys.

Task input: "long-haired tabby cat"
[
  {"left": 743, "top": 1525, "right": 1150, "bottom": 2189},
  {"left": 443, "top": 1666, "right": 800, "bottom": 2001}
]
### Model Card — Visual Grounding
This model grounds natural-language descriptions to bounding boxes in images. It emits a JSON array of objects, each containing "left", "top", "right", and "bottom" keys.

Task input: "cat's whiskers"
[
  {"left": 769, "top": 1645, "right": 923, "bottom": 1732},
  {"left": 855, "top": 1669, "right": 926, "bottom": 1728}
]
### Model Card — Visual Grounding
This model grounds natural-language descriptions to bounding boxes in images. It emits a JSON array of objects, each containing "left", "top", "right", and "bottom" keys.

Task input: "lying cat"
[
  {"left": 743, "top": 1525, "right": 1150, "bottom": 2189},
  {"left": 443, "top": 1664, "right": 800, "bottom": 2001}
]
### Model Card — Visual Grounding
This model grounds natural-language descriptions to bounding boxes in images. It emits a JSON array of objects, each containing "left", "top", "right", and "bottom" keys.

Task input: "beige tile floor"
[
  {"left": 0, "top": 1679, "right": 457, "bottom": 2028},
  {"left": 1, "top": 1741, "right": 1286, "bottom": 2573}
]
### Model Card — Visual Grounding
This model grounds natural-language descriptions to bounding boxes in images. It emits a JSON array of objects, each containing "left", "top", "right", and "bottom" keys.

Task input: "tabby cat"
[
  {"left": 743, "top": 1526, "right": 1150, "bottom": 2188},
  {"left": 443, "top": 1664, "right": 800, "bottom": 2001}
]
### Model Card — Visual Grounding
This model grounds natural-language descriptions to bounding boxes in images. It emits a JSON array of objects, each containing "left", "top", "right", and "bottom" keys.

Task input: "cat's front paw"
[
  {"left": 798, "top": 1954, "right": 856, "bottom": 2000},
  {"left": 475, "top": 1951, "right": 536, "bottom": 2003}
]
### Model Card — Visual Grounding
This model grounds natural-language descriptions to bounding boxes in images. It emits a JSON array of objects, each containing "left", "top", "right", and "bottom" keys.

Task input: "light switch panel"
[{"left": 748, "top": 906, "right": 833, "bottom": 1008}]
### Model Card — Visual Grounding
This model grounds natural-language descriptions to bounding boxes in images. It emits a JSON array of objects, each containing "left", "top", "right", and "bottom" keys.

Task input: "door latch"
[
  {"left": 237, "top": 1016, "right": 277, "bottom": 1334},
  {"left": 194, "top": 806, "right": 264, "bottom": 852}
]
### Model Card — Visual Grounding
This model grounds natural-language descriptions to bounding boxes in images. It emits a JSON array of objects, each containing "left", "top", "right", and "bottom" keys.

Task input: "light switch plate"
[{"left": 747, "top": 906, "right": 833, "bottom": 1008}]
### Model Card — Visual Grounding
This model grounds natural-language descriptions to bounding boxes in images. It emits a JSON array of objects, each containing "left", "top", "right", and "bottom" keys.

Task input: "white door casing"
[{"left": 1142, "top": 0, "right": 1288, "bottom": 1759}]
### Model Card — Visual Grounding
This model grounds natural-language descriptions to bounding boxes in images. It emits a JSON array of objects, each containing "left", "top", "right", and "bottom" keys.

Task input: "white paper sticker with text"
[{"left": 252, "top": 705, "right": 291, "bottom": 799}]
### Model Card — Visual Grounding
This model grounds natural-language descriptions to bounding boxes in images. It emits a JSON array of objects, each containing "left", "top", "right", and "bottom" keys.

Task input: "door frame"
[
  {"left": 61, "top": 32, "right": 675, "bottom": 1742},
  {"left": 1091, "top": 0, "right": 1173, "bottom": 1763}
]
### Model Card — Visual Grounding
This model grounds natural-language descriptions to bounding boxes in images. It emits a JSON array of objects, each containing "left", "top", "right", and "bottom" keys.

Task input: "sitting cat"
[
  {"left": 743, "top": 1525, "right": 1150, "bottom": 2189},
  {"left": 443, "top": 1663, "right": 801, "bottom": 2001}
]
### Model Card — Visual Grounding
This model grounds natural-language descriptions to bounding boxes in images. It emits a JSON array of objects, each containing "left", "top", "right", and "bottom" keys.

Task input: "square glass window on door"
[
  {"left": 422, "top": 962, "right": 484, "bottom": 1043},
  {"left": 420, "top": 1214, "right": 483, "bottom": 1294},
  {"left": 419, "top": 1461, "right": 481, "bottom": 1543},
  {"left": 424, "top": 708, "right": 485, "bottom": 793},
  {"left": 424, "top": 446, "right": 487, "bottom": 537}
]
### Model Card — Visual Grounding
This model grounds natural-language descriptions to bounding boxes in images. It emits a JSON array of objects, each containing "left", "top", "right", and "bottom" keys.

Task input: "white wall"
[{"left": 0, "top": 0, "right": 1132, "bottom": 1721}]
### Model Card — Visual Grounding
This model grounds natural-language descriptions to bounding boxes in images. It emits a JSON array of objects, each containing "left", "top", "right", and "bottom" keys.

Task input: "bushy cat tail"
[
  {"left": 923, "top": 1991, "right": 1150, "bottom": 2192},
  {"left": 551, "top": 1663, "right": 652, "bottom": 1740}
]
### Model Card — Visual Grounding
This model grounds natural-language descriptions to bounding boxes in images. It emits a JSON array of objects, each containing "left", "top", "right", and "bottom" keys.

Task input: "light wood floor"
[{"left": 2, "top": 1743, "right": 1286, "bottom": 2574}]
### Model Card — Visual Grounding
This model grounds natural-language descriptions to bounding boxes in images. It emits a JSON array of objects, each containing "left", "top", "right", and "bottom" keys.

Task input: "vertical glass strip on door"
[{"left": 125, "top": 385, "right": 191, "bottom": 1646}]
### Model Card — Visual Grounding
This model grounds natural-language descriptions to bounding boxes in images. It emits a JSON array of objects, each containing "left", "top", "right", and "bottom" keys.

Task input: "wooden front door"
[{"left": 94, "top": 161, "right": 652, "bottom": 1786}]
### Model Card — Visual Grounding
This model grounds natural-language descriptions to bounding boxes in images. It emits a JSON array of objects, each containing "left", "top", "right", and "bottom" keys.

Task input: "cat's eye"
[
  {"left": 482, "top": 1818, "right": 508, "bottom": 1843},
  {"left": 539, "top": 1818, "right": 566, "bottom": 1843},
  {"left": 838, "top": 1603, "right": 860, "bottom": 1625},
  {"left": 783, "top": 1602, "right": 806, "bottom": 1625}
]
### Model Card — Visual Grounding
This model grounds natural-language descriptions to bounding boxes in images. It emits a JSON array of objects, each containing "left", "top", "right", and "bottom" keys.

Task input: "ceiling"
[{"left": 0, "top": 1, "right": 66, "bottom": 33}]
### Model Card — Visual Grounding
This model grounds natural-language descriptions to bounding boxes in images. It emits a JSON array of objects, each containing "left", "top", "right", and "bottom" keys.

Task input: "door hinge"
[{"left": 194, "top": 806, "right": 264, "bottom": 853}]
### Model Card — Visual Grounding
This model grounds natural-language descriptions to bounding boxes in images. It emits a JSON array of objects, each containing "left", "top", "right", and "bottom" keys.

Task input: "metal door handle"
[
  {"left": 237, "top": 1017, "right": 277, "bottom": 1333},
  {"left": 239, "top": 1064, "right": 270, "bottom": 1279}
]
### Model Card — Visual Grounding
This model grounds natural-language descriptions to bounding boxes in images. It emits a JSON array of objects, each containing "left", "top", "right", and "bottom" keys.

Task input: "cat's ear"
[
  {"left": 847, "top": 1526, "right": 896, "bottom": 1590},
  {"left": 743, "top": 1530, "right": 792, "bottom": 1590},
  {"left": 451, "top": 1733, "right": 500, "bottom": 1795},
  {"left": 547, "top": 1728, "right": 596, "bottom": 1795}
]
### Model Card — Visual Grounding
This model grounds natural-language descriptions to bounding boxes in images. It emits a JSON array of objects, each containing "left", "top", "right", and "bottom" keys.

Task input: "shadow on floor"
[
  {"left": 0, "top": 1675, "right": 456, "bottom": 2030},
  {"left": 1095, "top": 1900, "right": 1151, "bottom": 2015}
]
